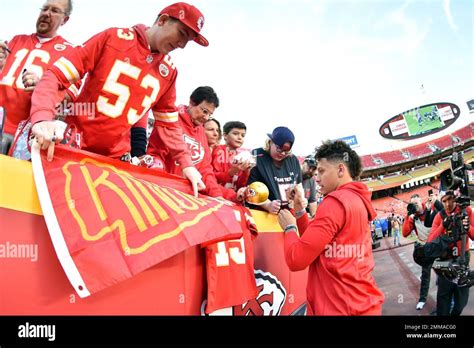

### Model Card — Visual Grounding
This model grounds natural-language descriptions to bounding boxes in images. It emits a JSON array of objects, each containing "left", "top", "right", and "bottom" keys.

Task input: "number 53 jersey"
[{"left": 33, "top": 24, "right": 180, "bottom": 158}]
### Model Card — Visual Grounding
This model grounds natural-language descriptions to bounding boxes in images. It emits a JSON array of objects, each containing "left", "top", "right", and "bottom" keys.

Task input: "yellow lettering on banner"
[
  {"left": 131, "top": 179, "right": 170, "bottom": 222},
  {"left": 80, "top": 166, "right": 108, "bottom": 221},
  {"left": 69, "top": 162, "right": 147, "bottom": 241},
  {"left": 62, "top": 158, "right": 228, "bottom": 255},
  {"left": 128, "top": 201, "right": 225, "bottom": 254},
  {"left": 161, "top": 187, "right": 199, "bottom": 211},
  {"left": 120, "top": 175, "right": 158, "bottom": 227},
  {"left": 173, "top": 190, "right": 208, "bottom": 207},
  {"left": 145, "top": 184, "right": 185, "bottom": 215}
]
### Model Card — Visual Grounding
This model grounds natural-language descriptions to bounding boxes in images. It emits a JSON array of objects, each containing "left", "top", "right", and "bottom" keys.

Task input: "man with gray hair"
[{"left": 0, "top": 0, "right": 78, "bottom": 155}]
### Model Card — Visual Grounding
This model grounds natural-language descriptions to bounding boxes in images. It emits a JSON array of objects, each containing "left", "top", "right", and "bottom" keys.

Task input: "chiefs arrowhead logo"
[
  {"left": 183, "top": 134, "right": 204, "bottom": 165},
  {"left": 201, "top": 269, "right": 286, "bottom": 316},
  {"left": 232, "top": 269, "right": 286, "bottom": 316}
]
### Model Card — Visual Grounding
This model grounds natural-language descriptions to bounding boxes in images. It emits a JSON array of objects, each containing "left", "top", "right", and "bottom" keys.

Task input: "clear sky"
[{"left": 2, "top": 0, "right": 473, "bottom": 156}]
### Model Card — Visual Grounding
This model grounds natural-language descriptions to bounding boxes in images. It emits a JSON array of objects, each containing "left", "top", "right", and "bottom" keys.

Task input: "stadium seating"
[
  {"left": 361, "top": 155, "right": 375, "bottom": 169},
  {"left": 371, "top": 196, "right": 406, "bottom": 217},
  {"left": 373, "top": 150, "right": 405, "bottom": 164},
  {"left": 405, "top": 143, "right": 432, "bottom": 158},
  {"left": 360, "top": 123, "right": 473, "bottom": 168},
  {"left": 452, "top": 124, "right": 473, "bottom": 142},
  {"left": 430, "top": 134, "right": 454, "bottom": 151},
  {"left": 430, "top": 179, "right": 440, "bottom": 190}
]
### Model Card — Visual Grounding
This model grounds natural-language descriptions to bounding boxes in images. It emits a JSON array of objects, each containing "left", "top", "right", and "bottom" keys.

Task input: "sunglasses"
[{"left": 274, "top": 143, "right": 292, "bottom": 155}]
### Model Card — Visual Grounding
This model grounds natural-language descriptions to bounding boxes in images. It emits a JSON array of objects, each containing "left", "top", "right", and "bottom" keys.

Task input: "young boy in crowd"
[{"left": 211, "top": 121, "right": 254, "bottom": 191}]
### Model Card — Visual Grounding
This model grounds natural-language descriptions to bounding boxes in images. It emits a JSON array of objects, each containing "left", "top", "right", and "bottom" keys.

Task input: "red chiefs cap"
[{"left": 159, "top": 2, "right": 209, "bottom": 47}]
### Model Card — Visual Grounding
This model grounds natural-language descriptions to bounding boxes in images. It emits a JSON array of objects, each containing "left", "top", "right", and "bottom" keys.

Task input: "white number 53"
[{"left": 97, "top": 59, "right": 161, "bottom": 124}]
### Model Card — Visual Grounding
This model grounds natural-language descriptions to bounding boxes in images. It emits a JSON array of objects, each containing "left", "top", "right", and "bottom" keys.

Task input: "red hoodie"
[
  {"left": 147, "top": 105, "right": 236, "bottom": 201},
  {"left": 286, "top": 181, "right": 384, "bottom": 315}
]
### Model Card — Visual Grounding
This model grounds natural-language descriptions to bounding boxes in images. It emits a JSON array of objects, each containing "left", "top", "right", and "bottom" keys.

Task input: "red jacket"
[
  {"left": 402, "top": 203, "right": 430, "bottom": 239},
  {"left": 211, "top": 144, "right": 250, "bottom": 190},
  {"left": 428, "top": 206, "right": 474, "bottom": 254},
  {"left": 147, "top": 105, "right": 236, "bottom": 201},
  {"left": 287, "top": 182, "right": 384, "bottom": 315}
]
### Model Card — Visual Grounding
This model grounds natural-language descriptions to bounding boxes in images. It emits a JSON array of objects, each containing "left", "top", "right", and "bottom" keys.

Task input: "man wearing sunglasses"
[
  {"left": 0, "top": 0, "right": 79, "bottom": 155},
  {"left": 247, "top": 126, "right": 303, "bottom": 214}
]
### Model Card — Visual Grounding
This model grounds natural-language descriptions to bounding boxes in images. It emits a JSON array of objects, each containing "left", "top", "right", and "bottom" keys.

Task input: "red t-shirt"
[
  {"left": 30, "top": 25, "right": 191, "bottom": 164},
  {"left": 0, "top": 34, "right": 79, "bottom": 135},
  {"left": 211, "top": 144, "right": 250, "bottom": 190}
]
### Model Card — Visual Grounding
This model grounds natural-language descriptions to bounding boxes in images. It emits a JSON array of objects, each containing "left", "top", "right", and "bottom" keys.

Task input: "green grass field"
[{"left": 404, "top": 105, "right": 445, "bottom": 136}]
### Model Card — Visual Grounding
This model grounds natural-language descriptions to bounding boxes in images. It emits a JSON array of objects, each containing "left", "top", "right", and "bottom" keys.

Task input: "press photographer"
[
  {"left": 427, "top": 190, "right": 474, "bottom": 315},
  {"left": 402, "top": 192, "right": 442, "bottom": 310}
]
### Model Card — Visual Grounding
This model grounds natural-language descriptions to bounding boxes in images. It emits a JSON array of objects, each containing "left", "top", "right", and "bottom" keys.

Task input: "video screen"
[{"left": 403, "top": 105, "right": 445, "bottom": 136}]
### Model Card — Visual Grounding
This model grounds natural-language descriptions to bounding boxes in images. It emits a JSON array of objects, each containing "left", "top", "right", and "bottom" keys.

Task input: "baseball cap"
[
  {"left": 304, "top": 156, "right": 317, "bottom": 168},
  {"left": 159, "top": 2, "right": 209, "bottom": 47},
  {"left": 439, "top": 190, "right": 455, "bottom": 202},
  {"left": 267, "top": 127, "right": 295, "bottom": 148}
]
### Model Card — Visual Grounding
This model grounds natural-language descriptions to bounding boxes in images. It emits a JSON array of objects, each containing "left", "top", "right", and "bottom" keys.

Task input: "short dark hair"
[
  {"left": 315, "top": 140, "right": 362, "bottom": 179},
  {"left": 223, "top": 121, "right": 246, "bottom": 134},
  {"left": 190, "top": 86, "right": 219, "bottom": 108}
]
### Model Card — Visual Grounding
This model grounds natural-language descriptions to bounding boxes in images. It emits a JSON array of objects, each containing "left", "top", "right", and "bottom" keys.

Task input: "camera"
[
  {"left": 424, "top": 152, "right": 474, "bottom": 287},
  {"left": 432, "top": 259, "right": 474, "bottom": 287},
  {"left": 440, "top": 151, "right": 474, "bottom": 202},
  {"left": 407, "top": 202, "right": 417, "bottom": 216}
]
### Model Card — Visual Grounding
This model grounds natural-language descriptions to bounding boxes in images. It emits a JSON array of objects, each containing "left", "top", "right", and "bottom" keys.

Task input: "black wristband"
[
  {"left": 130, "top": 127, "right": 147, "bottom": 157},
  {"left": 284, "top": 224, "right": 298, "bottom": 233}
]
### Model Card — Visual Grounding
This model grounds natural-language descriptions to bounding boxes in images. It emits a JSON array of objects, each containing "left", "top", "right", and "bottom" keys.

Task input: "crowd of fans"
[{"left": 1, "top": 0, "right": 472, "bottom": 317}]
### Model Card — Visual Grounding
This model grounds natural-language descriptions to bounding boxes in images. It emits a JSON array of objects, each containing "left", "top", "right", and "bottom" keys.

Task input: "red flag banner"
[{"left": 31, "top": 144, "right": 244, "bottom": 298}]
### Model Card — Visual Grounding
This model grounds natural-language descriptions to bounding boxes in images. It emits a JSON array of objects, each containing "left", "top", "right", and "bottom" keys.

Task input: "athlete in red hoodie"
[{"left": 278, "top": 140, "right": 384, "bottom": 315}]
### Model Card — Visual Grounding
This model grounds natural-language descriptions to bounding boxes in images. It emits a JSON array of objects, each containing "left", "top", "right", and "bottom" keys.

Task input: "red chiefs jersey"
[
  {"left": 0, "top": 34, "right": 79, "bottom": 135},
  {"left": 203, "top": 206, "right": 258, "bottom": 314},
  {"left": 211, "top": 144, "right": 250, "bottom": 190},
  {"left": 148, "top": 105, "right": 236, "bottom": 200},
  {"left": 31, "top": 25, "right": 191, "bottom": 164}
]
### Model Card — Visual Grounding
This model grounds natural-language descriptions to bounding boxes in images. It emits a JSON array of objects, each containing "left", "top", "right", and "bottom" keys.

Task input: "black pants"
[
  {"left": 436, "top": 275, "right": 470, "bottom": 315},
  {"left": 419, "top": 262, "right": 432, "bottom": 302}
]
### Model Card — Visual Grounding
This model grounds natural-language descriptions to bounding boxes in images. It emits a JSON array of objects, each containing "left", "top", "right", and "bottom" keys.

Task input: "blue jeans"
[{"left": 393, "top": 229, "right": 400, "bottom": 246}]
